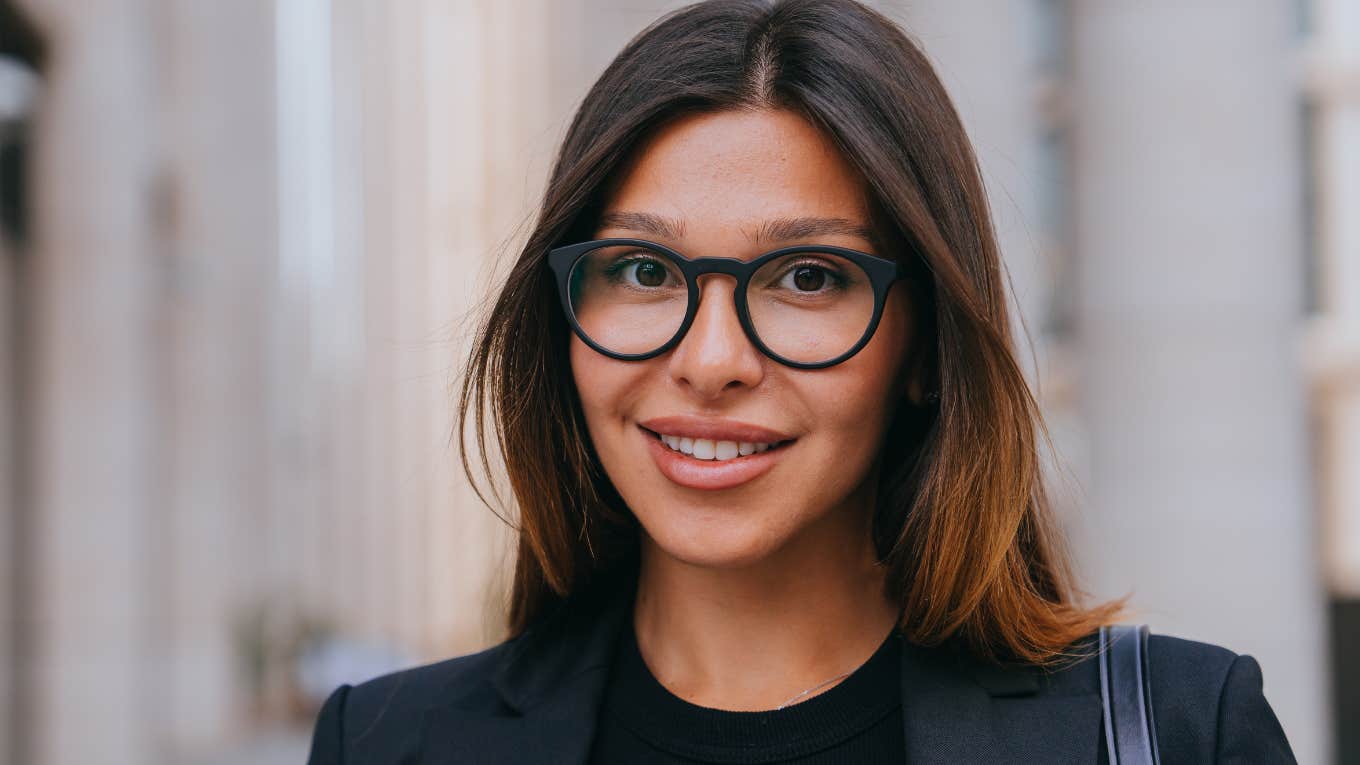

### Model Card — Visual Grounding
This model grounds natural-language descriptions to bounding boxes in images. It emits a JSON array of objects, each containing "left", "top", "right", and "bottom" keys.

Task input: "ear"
[
  {"left": 892, "top": 265, "right": 938, "bottom": 408},
  {"left": 904, "top": 382, "right": 939, "bottom": 409},
  {"left": 899, "top": 335, "right": 937, "bottom": 407},
  {"left": 904, "top": 375, "right": 926, "bottom": 407}
]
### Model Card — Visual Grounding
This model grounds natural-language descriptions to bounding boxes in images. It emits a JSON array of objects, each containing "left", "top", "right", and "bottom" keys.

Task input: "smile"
[
  {"left": 637, "top": 419, "right": 796, "bottom": 491},
  {"left": 653, "top": 433, "right": 782, "bottom": 462}
]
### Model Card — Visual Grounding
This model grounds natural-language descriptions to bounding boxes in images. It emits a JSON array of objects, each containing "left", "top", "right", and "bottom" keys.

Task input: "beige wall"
[{"left": 22, "top": 1, "right": 161, "bottom": 761}]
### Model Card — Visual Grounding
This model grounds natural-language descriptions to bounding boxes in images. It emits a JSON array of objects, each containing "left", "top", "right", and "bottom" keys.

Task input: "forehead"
[{"left": 599, "top": 109, "right": 873, "bottom": 231}]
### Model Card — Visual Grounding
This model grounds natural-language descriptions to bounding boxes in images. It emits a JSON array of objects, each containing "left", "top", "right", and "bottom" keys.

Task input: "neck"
[{"left": 631, "top": 502, "right": 901, "bottom": 712}]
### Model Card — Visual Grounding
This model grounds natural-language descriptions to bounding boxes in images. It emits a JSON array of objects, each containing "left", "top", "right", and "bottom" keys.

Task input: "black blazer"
[{"left": 306, "top": 579, "right": 1295, "bottom": 763}]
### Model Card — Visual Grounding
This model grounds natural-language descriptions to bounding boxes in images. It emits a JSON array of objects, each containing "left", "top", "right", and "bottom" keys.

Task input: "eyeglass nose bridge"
[
  {"left": 680, "top": 255, "right": 759, "bottom": 279},
  {"left": 665, "top": 263, "right": 761, "bottom": 364}
]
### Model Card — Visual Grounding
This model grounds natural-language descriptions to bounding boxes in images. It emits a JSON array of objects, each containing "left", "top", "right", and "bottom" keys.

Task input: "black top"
[
  {"left": 588, "top": 625, "right": 904, "bottom": 763},
  {"left": 304, "top": 575, "right": 1297, "bottom": 763}
]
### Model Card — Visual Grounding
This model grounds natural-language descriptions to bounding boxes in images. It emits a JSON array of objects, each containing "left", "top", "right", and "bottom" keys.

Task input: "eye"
[
  {"left": 773, "top": 262, "right": 844, "bottom": 293},
  {"left": 600, "top": 252, "right": 681, "bottom": 290},
  {"left": 628, "top": 259, "right": 669, "bottom": 288},
  {"left": 790, "top": 266, "right": 826, "bottom": 292}
]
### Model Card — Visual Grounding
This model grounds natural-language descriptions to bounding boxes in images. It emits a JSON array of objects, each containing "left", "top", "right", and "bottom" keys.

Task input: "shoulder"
[
  {"left": 1028, "top": 630, "right": 1293, "bottom": 762},
  {"left": 1093, "top": 631, "right": 1295, "bottom": 763},
  {"left": 305, "top": 639, "right": 517, "bottom": 765}
]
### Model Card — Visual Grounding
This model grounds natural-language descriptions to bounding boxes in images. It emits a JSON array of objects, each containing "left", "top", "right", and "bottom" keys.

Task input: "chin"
[{"left": 639, "top": 507, "right": 795, "bottom": 570}]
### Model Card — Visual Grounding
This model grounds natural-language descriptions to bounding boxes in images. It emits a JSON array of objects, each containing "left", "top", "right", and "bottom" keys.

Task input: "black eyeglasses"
[{"left": 547, "top": 238, "right": 908, "bottom": 369}]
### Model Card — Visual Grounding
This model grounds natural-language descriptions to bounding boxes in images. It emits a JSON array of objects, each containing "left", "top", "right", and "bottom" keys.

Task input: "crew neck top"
[{"left": 586, "top": 625, "right": 905, "bottom": 764}]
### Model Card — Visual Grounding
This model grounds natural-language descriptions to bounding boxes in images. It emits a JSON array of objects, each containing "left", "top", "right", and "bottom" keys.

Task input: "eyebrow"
[{"left": 596, "top": 211, "right": 878, "bottom": 247}]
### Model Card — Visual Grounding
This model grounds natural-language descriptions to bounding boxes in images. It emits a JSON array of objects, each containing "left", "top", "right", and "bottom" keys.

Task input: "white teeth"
[{"left": 657, "top": 434, "right": 778, "bottom": 461}]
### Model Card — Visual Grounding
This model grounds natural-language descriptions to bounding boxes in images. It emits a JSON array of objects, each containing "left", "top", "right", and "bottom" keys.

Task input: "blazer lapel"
[
  {"left": 900, "top": 637, "right": 1103, "bottom": 763},
  {"left": 418, "top": 679, "right": 612, "bottom": 765},
  {"left": 419, "top": 576, "right": 634, "bottom": 765}
]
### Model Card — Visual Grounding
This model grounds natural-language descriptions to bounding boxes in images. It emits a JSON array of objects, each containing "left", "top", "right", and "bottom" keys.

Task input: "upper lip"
[{"left": 638, "top": 415, "right": 795, "bottom": 444}]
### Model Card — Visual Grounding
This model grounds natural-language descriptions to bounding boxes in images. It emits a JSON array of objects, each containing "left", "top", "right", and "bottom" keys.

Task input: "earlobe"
[
  {"left": 904, "top": 378, "right": 924, "bottom": 406},
  {"left": 903, "top": 384, "right": 939, "bottom": 409},
  {"left": 902, "top": 327, "right": 939, "bottom": 409},
  {"left": 899, "top": 340, "right": 938, "bottom": 408}
]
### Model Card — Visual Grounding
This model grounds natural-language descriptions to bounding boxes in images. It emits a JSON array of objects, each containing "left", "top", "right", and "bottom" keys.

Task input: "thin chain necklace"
[
  {"left": 774, "top": 669, "right": 854, "bottom": 710},
  {"left": 772, "top": 625, "right": 902, "bottom": 710}
]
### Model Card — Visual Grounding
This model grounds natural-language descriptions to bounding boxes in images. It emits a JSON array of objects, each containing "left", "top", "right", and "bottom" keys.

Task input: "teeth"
[{"left": 658, "top": 434, "right": 778, "bottom": 461}]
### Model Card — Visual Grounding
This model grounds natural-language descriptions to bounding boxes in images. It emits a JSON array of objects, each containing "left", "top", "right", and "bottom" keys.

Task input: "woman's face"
[{"left": 571, "top": 108, "right": 915, "bottom": 569}]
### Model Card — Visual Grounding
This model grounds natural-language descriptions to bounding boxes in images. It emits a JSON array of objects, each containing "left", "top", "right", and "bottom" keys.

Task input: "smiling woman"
[
  {"left": 566, "top": 109, "right": 920, "bottom": 581},
  {"left": 306, "top": 1, "right": 1295, "bottom": 763}
]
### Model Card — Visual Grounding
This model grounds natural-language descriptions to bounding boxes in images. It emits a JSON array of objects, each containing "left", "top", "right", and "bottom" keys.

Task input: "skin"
[{"left": 571, "top": 107, "right": 918, "bottom": 711}]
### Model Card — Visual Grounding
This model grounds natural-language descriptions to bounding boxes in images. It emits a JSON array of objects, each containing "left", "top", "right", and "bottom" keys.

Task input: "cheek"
[
  {"left": 801, "top": 373, "right": 898, "bottom": 472},
  {"left": 814, "top": 289, "right": 913, "bottom": 434},
  {"left": 569, "top": 337, "right": 650, "bottom": 450},
  {"left": 570, "top": 338, "right": 615, "bottom": 426},
  {"left": 758, "top": 300, "right": 911, "bottom": 526}
]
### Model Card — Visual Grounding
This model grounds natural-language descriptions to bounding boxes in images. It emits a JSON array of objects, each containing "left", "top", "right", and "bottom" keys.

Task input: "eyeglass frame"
[{"left": 547, "top": 237, "right": 910, "bottom": 370}]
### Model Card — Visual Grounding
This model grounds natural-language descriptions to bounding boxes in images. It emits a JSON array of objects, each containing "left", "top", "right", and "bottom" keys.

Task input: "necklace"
[{"left": 774, "top": 669, "right": 854, "bottom": 710}]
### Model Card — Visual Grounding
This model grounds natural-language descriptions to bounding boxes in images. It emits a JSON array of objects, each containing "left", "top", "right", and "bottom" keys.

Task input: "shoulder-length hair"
[{"left": 459, "top": 0, "right": 1125, "bottom": 667}]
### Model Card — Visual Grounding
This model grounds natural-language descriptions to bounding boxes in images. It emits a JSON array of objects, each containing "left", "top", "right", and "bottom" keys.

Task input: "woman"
[{"left": 308, "top": 0, "right": 1295, "bottom": 762}]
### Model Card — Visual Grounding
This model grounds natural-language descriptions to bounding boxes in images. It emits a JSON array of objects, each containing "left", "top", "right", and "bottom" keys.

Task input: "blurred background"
[{"left": 0, "top": 0, "right": 1354, "bottom": 762}]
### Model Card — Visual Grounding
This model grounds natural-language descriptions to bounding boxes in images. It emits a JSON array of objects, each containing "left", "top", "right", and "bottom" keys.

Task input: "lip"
[
  {"left": 637, "top": 415, "right": 794, "bottom": 444},
  {"left": 637, "top": 417, "right": 796, "bottom": 491}
]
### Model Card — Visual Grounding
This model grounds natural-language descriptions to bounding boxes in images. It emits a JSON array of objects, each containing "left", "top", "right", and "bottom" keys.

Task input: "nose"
[{"left": 667, "top": 274, "right": 765, "bottom": 400}]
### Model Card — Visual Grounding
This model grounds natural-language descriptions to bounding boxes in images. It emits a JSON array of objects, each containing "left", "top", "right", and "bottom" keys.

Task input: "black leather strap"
[{"left": 1099, "top": 624, "right": 1161, "bottom": 764}]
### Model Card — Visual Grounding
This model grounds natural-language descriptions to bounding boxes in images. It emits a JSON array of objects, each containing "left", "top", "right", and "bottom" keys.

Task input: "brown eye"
[
  {"left": 792, "top": 266, "right": 826, "bottom": 292},
  {"left": 635, "top": 261, "right": 667, "bottom": 287}
]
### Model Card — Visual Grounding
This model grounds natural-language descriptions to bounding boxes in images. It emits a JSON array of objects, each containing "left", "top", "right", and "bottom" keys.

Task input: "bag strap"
[{"left": 1099, "top": 624, "right": 1161, "bottom": 764}]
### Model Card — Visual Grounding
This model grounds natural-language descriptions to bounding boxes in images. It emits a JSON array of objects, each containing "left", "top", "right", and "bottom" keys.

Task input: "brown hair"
[{"left": 459, "top": 0, "right": 1125, "bottom": 667}]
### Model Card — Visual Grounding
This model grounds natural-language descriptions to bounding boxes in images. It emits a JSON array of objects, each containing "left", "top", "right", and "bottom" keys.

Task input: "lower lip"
[{"left": 642, "top": 427, "right": 791, "bottom": 491}]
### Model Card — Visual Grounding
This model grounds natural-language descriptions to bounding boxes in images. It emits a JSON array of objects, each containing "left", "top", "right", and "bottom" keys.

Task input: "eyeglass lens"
[{"left": 566, "top": 243, "right": 877, "bottom": 365}]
